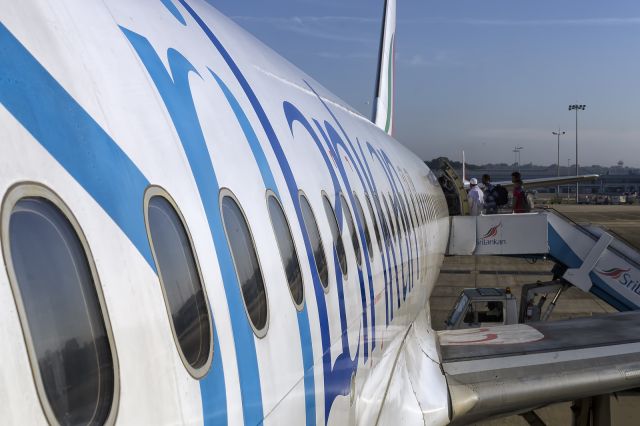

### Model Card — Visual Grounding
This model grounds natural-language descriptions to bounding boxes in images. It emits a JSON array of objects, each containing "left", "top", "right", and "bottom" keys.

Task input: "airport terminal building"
[{"left": 453, "top": 164, "right": 640, "bottom": 195}]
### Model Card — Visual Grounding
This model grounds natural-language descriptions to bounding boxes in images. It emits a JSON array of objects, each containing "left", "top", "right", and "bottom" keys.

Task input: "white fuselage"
[{"left": 0, "top": 1, "right": 450, "bottom": 424}]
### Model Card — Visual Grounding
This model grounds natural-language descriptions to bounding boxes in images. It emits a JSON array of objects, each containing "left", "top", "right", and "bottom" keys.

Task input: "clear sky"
[{"left": 213, "top": 1, "right": 640, "bottom": 167}]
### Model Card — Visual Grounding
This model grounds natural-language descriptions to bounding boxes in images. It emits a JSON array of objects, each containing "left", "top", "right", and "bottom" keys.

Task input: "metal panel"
[
  {"left": 440, "top": 312, "right": 640, "bottom": 424},
  {"left": 475, "top": 213, "right": 548, "bottom": 255},
  {"left": 447, "top": 216, "right": 476, "bottom": 255}
]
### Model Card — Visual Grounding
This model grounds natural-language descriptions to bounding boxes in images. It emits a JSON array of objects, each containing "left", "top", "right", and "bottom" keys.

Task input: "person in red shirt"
[{"left": 511, "top": 171, "right": 526, "bottom": 213}]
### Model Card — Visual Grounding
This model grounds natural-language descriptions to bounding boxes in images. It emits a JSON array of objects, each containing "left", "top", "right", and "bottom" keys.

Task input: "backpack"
[
  {"left": 523, "top": 191, "right": 535, "bottom": 212},
  {"left": 493, "top": 185, "right": 509, "bottom": 206}
]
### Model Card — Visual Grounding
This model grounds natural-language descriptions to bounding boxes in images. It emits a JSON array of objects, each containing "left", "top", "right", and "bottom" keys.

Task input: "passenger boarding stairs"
[{"left": 447, "top": 209, "right": 640, "bottom": 311}]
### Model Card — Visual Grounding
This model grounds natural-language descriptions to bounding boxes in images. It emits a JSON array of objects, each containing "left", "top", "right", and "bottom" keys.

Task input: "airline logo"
[
  {"left": 440, "top": 324, "right": 544, "bottom": 346},
  {"left": 478, "top": 222, "right": 507, "bottom": 246},
  {"left": 482, "top": 223, "right": 502, "bottom": 239},
  {"left": 597, "top": 267, "right": 640, "bottom": 295},
  {"left": 597, "top": 267, "right": 630, "bottom": 279}
]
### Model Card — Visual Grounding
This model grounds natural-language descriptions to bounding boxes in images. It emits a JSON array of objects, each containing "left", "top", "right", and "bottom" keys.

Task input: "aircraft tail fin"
[{"left": 373, "top": 0, "right": 396, "bottom": 136}]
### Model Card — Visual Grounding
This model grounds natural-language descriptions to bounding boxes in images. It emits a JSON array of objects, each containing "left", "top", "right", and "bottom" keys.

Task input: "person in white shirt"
[{"left": 467, "top": 177, "right": 484, "bottom": 216}]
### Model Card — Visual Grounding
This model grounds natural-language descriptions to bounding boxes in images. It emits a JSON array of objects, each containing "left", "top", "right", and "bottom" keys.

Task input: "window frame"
[
  {"left": 321, "top": 191, "right": 348, "bottom": 279},
  {"left": 340, "top": 193, "right": 362, "bottom": 267},
  {"left": 219, "top": 188, "right": 270, "bottom": 339},
  {"left": 1, "top": 182, "right": 121, "bottom": 426},
  {"left": 265, "top": 190, "right": 305, "bottom": 311},
  {"left": 383, "top": 195, "right": 397, "bottom": 242},
  {"left": 364, "top": 193, "right": 383, "bottom": 254},
  {"left": 143, "top": 185, "right": 215, "bottom": 375},
  {"left": 299, "top": 191, "right": 330, "bottom": 293},
  {"left": 389, "top": 193, "right": 403, "bottom": 239},
  {"left": 353, "top": 193, "right": 373, "bottom": 261}
]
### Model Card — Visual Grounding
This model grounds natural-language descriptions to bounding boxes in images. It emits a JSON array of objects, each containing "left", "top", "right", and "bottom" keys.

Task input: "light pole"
[
  {"left": 513, "top": 146, "right": 524, "bottom": 169},
  {"left": 567, "top": 158, "right": 571, "bottom": 201},
  {"left": 552, "top": 129, "right": 565, "bottom": 199},
  {"left": 568, "top": 104, "right": 586, "bottom": 202}
]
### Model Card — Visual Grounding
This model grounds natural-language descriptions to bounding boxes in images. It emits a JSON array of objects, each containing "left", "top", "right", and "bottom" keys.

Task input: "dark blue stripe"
[
  {"left": 210, "top": 71, "right": 278, "bottom": 194},
  {"left": 121, "top": 28, "right": 255, "bottom": 425},
  {"left": 303, "top": 82, "right": 377, "bottom": 352},
  {"left": 210, "top": 70, "right": 319, "bottom": 424},
  {"left": 175, "top": 2, "right": 318, "bottom": 422},
  {"left": 589, "top": 277, "right": 634, "bottom": 311},
  {"left": 548, "top": 224, "right": 636, "bottom": 311}
]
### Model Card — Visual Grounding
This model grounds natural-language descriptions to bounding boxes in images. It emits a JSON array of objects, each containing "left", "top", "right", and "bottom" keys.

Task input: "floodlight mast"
[
  {"left": 568, "top": 104, "right": 586, "bottom": 202},
  {"left": 513, "top": 146, "right": 524, "bottom": 169}
]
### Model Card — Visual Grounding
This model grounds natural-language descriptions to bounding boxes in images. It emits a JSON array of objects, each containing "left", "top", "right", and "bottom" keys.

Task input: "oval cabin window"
[
  {"left": 322, "top": 194, "right": 348, "bottom": 276},
  {"left": 383, "top": 196, "right": 396, "bottom": 242},
  {"left": 364, "top": 194, "right": 382, "bottom": 253},
  {"left": 221, "top": 193, "right": 269, "bottom": 337},
  {"left": 341, "top": 194, "right": 362, "bottom": 266},
  {"left": 267, "top": 194, "right": 304, "bottom": 309},
  {"left": 353, "top": 194, "right": 373, "bottom": 259},
  {"left": 5, "top": 195, "right": 117, "bottom": 425},
  {"left": 299, "top": 194, "right": 329, "bottom": 290},
  {"left": 146, "top": 192, "right": 213, "bottom": 374}
]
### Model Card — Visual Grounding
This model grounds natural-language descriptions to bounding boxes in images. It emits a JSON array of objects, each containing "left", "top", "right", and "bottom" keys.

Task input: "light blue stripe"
[
  {"left": 121, "top": 27, "right": 256, "bottom": 424},
  {"left": 0, "top": 22, "right": 152, "bottom": 266},
  {"left": 160, "top": 0, "right": 186, "bottom": 26},
  {"left": 0, "top": 22, "right": 228, "bottom": 423},
  {"left": 177, "top": 1, "right": 318, "bottom": 422},
  {"left": 209, "top": 69, "right": 318, "bottom": 423},
  {"left": 210, "top": 71, "right": 278, "bottom": 194}
]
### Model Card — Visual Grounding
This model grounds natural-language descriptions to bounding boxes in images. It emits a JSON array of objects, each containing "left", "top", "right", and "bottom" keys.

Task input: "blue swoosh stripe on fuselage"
[
  {"left": 176, "top": 1, "right": 321, "bottom": 423},
  {"left": 120, "top": 28, "right": 264, "bottom": 425},
  {"left": 209, "top": 69, "right": 318, "bottom": 422},
  {"left": 0, "top": 22, "right": 229, "bottom": 424},
  {"left": 0, "top": 22, "right": 152, "bottom": 267},
  {"left": 209, "top": 71, "right": 278, "bottom": 194}
]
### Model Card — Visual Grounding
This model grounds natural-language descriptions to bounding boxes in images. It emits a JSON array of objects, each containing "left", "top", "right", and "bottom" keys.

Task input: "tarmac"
[{"left": 429, "top": 204, "right": 639, "bottom": 425}]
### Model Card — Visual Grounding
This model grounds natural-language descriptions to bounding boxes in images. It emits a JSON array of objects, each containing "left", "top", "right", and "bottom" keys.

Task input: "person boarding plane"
[{"left": 1, "top": 0, "right": 640, "bottom": 425}]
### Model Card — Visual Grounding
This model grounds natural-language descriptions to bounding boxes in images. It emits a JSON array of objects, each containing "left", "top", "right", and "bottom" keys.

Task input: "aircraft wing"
[
  {"left": 493, "top": 174, "right": 599, "bottom": 191},
  {"left": 440, "top": 312, "right": 640, "bottom": 424}
]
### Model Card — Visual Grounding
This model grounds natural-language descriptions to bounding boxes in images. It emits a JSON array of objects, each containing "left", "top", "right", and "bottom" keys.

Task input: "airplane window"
[
  {"left": 364, "top": 194, "right": 382, "bottom": 253},
  {"left": 299, "top": 194, "right": 329, "bottom": 289},
  {"left": 380, "top": 210, "right": 392, "bottom": 247},
  {"left": 322, "top": 194, "right": 348, "bottom": 276},
  {"left": 341, "top": 194, "right": 362, "bottom": 266},
  {"left": 383, "top": 196, "right": 396, "bottom": 242},
  {"left": 410, "top": 193, "right": 421, "bottom": 226},
  {"left": 429, "top": 195, "right": 435, "bottom": 220},
  {"left": 6, "top": 196, "right": 117, "bottom": 425},
  {"left": 401, "top": 193, "right": 415, "bottom": 234},
  {"left": 353, "top": 194, "right": 373, "bottom": 259},
  {"left": 424, "top": 195, "right": 430, "bottom": 220},
  {"left": 146, "top": 192, "right": 213, "bottom": 372},
  {"left": 390, "top": 195, "right": 403, "bottom": 238},
  {"left": 221, "top": 194, "right": 269, "bottom": 337},
  {"left": 422, "top": 194, "right": 429, "bottom": 222},
  {"left": 267, "top": 194, "right": 304, "bottom": 309}
]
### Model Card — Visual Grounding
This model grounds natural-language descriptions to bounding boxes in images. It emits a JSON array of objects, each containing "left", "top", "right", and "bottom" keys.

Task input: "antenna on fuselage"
[{"left": 372, "top": 0, "right": 396, "bottom": 136}]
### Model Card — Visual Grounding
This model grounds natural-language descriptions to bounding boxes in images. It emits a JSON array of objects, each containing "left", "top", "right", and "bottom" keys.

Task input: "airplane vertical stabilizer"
[{"left": 373, "top": 0, "right": 396, "bottom": 136}]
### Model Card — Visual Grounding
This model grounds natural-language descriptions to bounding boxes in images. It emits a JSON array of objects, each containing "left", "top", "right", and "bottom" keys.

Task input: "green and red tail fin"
[{"left": 373, "top": 0, "right": 396, "bottom": 136}]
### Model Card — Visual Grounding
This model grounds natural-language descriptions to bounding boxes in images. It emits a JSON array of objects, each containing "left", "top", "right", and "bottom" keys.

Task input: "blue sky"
[{"left": 213, "top": 1, "right": 640, "bottom": 167}]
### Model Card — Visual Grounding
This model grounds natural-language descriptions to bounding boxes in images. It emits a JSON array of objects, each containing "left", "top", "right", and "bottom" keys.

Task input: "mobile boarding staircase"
[{"left": 447, "top": 208, "right": 640, "bottom": 311}]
